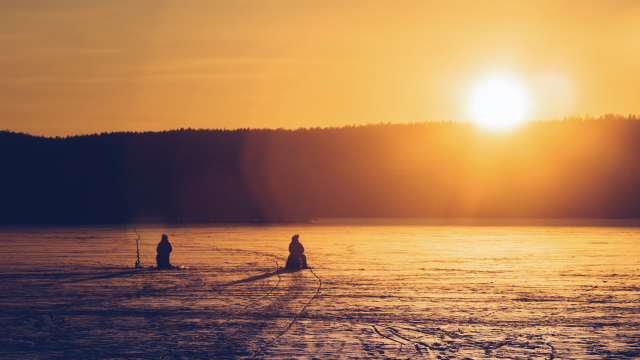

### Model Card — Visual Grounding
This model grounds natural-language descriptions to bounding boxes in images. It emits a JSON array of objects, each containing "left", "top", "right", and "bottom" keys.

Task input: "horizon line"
[{"left": 2, "top": 113, "right": 637, "bottom": 139}]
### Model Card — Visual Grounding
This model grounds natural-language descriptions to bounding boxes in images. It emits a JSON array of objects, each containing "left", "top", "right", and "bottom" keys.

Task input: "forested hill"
[{"left": 1, "top": 116, "right": 639, "bottom": 223}]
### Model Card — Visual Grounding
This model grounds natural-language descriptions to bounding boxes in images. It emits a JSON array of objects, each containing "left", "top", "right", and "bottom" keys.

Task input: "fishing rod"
[{"left": 134, "top": 228, "right": 142, "bottom": 268}]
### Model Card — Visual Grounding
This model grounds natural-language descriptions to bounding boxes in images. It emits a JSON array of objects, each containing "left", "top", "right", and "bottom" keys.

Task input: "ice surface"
[{"left": 0, "top": 224, "right": 638, "bottom": 359}]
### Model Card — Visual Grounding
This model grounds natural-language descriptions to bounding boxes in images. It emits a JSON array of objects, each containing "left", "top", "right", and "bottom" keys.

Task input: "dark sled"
[
  {"left": 284, "top": 255, "right": 310, "bottom": 270},
  {"left": 144, "top": 265, "right": 190, "bottom": 270}
]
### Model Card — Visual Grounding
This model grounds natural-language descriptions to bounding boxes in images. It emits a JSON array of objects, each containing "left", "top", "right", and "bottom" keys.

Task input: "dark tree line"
[{"left": 1, "top": 115, "right": 638, "bottom": 224}]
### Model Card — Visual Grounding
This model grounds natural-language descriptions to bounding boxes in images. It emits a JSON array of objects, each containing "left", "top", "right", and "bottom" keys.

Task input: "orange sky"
[{"left": 1, "top": 0, "right": 638, "bottom": 136}]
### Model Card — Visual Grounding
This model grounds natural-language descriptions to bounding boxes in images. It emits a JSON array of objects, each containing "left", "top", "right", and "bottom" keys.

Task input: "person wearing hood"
[
  {"left": 285, "top": 234, "right": 308, "bottom": 269},
  {"left": 156, "top": 234, "right": 173, "bottom": 269}
]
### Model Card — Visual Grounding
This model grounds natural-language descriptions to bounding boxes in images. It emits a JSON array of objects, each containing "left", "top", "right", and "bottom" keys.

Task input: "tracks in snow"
[
  {"left": 372, "top": 324, "right": 556, "bottom": 359},
  {"left": 250, "top": 267, "right": 322, "bottom": 358},
  {"left": 212, "top": 260, "right": 282, "bottom": 331},
  {"left": 205, "top": 249, "right": 323, "bottom": 358}
]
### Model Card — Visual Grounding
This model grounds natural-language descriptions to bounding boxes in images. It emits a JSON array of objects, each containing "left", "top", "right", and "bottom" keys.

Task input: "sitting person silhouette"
[
  {"left": 285, "top": 234, "right": 308, "bottom": 269},
  {"left": 156, "top": 234, "right": 173, "bottom": 269}
]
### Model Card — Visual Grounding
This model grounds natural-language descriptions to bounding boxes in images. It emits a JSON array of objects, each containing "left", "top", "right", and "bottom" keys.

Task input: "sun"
[{"left": 468, "top": 75, "right": 530, "bottom": 130}]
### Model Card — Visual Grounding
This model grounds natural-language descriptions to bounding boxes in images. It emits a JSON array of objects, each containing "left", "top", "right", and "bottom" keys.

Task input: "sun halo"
[{"left": 469, "top": 75, "right": 531, "bottom": 131}]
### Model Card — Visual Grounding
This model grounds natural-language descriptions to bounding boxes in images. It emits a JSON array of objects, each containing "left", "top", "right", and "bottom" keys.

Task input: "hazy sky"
[{"left": 1, "top": 0, "right": 638, "bottom": 136}]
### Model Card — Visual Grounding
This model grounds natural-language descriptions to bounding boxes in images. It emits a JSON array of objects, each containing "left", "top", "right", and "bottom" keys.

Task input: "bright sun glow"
[{"left": 469, "top": 75, "right": 531, "bottom": 130}]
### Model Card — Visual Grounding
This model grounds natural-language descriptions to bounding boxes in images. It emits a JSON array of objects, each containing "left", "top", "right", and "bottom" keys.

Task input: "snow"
[{"left": 0, "top": 224, "right": 638, "bottom": 358}]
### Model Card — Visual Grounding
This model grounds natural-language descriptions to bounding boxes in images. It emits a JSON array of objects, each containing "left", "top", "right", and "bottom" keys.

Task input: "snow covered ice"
[{"left": 0, "top": 223, "right": 638, "bottom": 359}]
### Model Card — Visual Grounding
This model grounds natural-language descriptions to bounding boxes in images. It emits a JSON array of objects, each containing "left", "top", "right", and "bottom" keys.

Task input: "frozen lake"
[{"left": 0, "top": 222, "right": 638, "bottom": 359}]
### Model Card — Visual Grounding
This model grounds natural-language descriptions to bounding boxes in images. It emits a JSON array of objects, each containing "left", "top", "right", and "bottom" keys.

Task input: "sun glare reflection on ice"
[{"left": 469, "top": 75, "right": 530, "bottom": 131}]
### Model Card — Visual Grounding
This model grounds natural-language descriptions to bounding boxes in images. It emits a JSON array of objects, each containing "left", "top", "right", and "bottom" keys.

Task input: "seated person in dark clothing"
[
  {"left": 156, "top": 234, "right": 173, "bottom": 269},
  {"left": 285, "top": 234, "right": 308, "bottom": 269}
]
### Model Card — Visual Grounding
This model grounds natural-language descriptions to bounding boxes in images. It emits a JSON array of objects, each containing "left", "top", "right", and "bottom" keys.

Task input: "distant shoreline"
[
  {"left": 312, "top": 218, "right": 640, "bottom": 227},
  {"left": 2, "top": 118, "right": 639, "bottom": 223},
  {"left": 0, "top": 218, "right": 638, "bottom": 228}
]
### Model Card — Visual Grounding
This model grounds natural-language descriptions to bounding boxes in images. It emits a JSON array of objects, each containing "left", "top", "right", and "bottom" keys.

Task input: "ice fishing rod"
[{"left": 134, "top": 228, "right": 142, "bottom": 268}]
